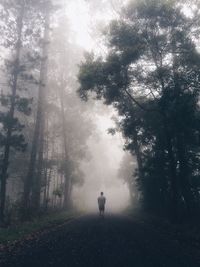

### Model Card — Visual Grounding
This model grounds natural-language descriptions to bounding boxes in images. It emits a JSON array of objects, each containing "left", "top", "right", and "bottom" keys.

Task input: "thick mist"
[
  {"left": 72, "top": 103, "right": 131, "bottom": 213},
  {"left": 1, "top": 1, "right": 200, "bottom": 266},
  {"left": 0, "top": 0, "right": 138, "bottom": 224},
  {"left": 66, "top": 0, "right": 135, "bottom": 213}
]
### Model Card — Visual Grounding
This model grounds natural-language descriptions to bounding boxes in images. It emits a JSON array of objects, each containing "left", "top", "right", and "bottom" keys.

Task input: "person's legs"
[
  {"left": 99, "top": 206, "right": 104, "bottom": 216},
  {"left": 101, "top": 206, "right": 105, "bottom": 217}
]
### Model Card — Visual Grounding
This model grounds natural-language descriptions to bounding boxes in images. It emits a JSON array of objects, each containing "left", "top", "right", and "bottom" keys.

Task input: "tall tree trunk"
[
  {"left": 22, "top": 8, "right": 50, "bottom": 215},
  {"left": 150, "top": 36, "right": 179, "bottom": 220},
  {"left": 43, "top": 119, "right": 49, "bottom": 209},
  {"left": 163, "top": 121, "right": 179, "bottom": 220},
  {"left": 152, "top": 47, "right": 179, "bottom": 219},
  {"left": 176, "top": 133, "right": 193, "bottom": 215},
  {"left": 32, "top": 123, "right": 45, "bottom": 211},
  {"left": 132, "top": 128, "right": 143, "bottom": 180},
  {"left": 46, "top": 168, "right": 52, "bottom": 209},
  {"left": 43, "top": 166, "right": 48, "bottom": 207},
  {"left": 155, "top": 134, "right": 168, "bottom": 214},
  {"left": 58, "top": 85, "right": 71, "bottom": 209},
  {"left": 0, "top": 1, "right": 25, "bottom": 224}
]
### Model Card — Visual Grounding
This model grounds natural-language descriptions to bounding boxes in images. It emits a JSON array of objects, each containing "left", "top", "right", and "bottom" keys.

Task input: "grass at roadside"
[{"left": 0, "top": 210, "right": 77, "bottom": 245}]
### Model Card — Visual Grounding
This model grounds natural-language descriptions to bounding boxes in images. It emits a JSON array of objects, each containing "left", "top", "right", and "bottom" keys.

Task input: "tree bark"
[
  {"left": 32, "top": 122, "right": 45, "bottom": 212},
  {"left": 132, "top": 128, "right": 144, "bottom": 180},
  {"left": 58, "top": 86, "right": 71, "bottom": 209},
  {"left": 176, "top": 133, "right": 193, "bottom": 215},
  {"left": 164, "top": 121, "right": 179, "bottom": 220}
]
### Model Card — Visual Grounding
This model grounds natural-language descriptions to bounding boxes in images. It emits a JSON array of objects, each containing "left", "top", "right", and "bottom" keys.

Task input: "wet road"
[{"left": 1, "top": 214, "right": 200, "bottom": 267}]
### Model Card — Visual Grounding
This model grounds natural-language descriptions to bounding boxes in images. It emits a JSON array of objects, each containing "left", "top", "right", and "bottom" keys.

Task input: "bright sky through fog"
[
  {"left": 65, "top": 0, "right": 116, "bottom": 51},
  {"left": 66, "top": 0, "right": 94, "bottom": 50}
]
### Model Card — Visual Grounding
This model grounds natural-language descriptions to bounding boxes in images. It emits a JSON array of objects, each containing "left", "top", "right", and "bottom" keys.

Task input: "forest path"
[{"left": 1, "top": 213, "right": 200, "bottom": 267}]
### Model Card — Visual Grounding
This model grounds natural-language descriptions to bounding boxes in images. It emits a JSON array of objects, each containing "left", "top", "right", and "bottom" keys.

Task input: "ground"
[{"left": 1, "top": 213, "right": 200, "bottom": 267}]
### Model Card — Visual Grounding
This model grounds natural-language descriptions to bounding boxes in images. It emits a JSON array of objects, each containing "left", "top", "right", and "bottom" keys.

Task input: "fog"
[
  {"left": 0, "top": 0, "right": 137, "bottom": 223},
  {"left": 66, "top": 0, "right": 133, "bottom": 212},
  {"left": 72, "top": 103, "right": 131, "bottom": 212},
  {"left": 1, "top": 1, "right": 200, "bottom": 265}
]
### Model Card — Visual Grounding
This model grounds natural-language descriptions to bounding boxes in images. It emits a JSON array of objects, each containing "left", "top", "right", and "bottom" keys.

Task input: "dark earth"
[{"left": 1, "top": 213, "right": 200, "bottom": 267}]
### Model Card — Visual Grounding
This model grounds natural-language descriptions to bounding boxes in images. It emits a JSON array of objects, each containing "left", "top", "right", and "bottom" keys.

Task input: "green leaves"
[
  {"left": 16, "top": 97, "right": 32, "bottom": 116},
  {"left": 10, "top": 134, "right": 27, "bottom": 152}
]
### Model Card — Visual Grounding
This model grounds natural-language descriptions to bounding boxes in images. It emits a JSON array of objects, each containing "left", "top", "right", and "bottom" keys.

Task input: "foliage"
[
  {"left": 78, "top": 0, "right": 200, "bottom": 219},
  {"left": 0, "top": 211, "right": 75, "bottom": 244}
]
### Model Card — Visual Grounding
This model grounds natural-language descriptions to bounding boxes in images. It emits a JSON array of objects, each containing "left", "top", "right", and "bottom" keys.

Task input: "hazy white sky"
[
  {"left": 66, "top": 0, "right": 93, "bottom": 50},
  {"left": 65, "top": 0, "right": 116, "bottom": 51}
]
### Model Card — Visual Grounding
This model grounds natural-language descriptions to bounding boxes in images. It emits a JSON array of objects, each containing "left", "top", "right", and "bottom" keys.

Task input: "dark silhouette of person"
[{"left": 98, "top": 192, "right": 106, "bottom": 216}]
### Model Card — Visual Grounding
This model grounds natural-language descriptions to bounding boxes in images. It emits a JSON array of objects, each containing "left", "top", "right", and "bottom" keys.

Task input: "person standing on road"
[{"left": 98, "top": 192, "right": 106, "bottom": 216}]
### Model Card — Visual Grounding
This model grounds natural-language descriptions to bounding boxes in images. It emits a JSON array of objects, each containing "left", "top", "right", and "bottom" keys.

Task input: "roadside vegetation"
[{"left": 0, "top": 210, "right": 77, "bottom": 245}]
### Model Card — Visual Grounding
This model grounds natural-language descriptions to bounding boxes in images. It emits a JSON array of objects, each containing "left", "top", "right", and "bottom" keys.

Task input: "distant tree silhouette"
[
  {"left": 22, "top": 0, "right": 51, "bottom": 218},
  {"left": 0, "top": 0, "right": 36, "bottom": 224}
]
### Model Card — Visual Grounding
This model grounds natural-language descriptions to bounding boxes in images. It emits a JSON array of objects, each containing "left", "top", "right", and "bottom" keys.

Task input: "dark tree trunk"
[
  {"left": 43, "top": 117, "right": 49, "bottom": 208},
  {"left": 132, "top": 128, "right": 144, "bottom": 180},
  {"left": 58, "top": 84, "right": 71, "bottom": 209},
  {"left": 32, "top": 123, "right": 45, "bottom": 212},
  {"left": 154, "top": 136, "right": 168, "bottom": 214},
  {"left": 164, "top": 122, "right": 179, "bottom": 220},
  {"left": 176, "top": 133, "right": 193, "bottom": 215},
  {"left": 43, "top": 167, "right": 48, "bottom": 208}
]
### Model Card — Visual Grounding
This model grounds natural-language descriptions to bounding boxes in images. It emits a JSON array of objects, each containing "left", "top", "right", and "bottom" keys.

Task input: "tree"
[
  {"left": 22, "top": 0, "right": 54, "bottom": 217},
  {"left": 46, "top": 11, "right": 94, "bottom": 209},
  {"left": 78, "top": 0, "right": 200, "bottom": 220},
  {"left": 0, "top": 0, "right": 35, "bottom": 224},
  {"left": 117, "top": 152, "right": 138, "bottom": 204}
]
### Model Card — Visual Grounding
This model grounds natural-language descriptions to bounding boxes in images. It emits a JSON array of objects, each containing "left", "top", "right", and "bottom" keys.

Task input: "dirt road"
[{"left": 1, "top": 214, "right": 200, "bottom": 267}]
